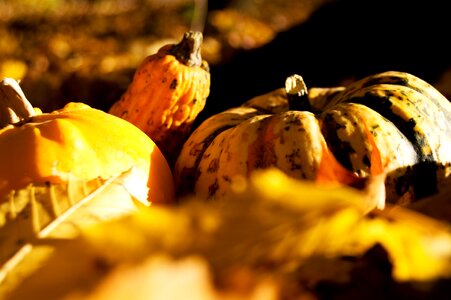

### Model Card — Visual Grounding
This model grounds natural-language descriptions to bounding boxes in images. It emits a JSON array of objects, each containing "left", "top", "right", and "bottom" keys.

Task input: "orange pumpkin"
[
  {"left": 0, "top": 78, "right": 176, "bottom": 292},
  {"left": 0, "top": 78, "right": 175, "bottom": 205},
  {"left": 108, "top": 31, "right": 210, "bottom": 167}
]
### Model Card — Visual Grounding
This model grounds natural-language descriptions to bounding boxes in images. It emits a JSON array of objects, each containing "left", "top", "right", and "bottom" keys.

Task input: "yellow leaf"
[
  {"left": 3, "top": 169, "right": 451, "bottom": 299},
  {"left": 0, "top": 168, "right": 145, "bottom": 298}
]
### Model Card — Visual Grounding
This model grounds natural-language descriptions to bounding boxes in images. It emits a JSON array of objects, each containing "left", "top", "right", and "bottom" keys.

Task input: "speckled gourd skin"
[
  {"left": 108, "top": 31, "right": 210, "bottom": 166},
  {"left": 174, "top": 71, "right": 451, "bottom": 204}
]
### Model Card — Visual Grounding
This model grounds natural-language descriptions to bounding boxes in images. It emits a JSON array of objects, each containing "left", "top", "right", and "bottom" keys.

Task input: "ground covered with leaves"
[
  {"left": 1, "top": 2, "right": 451, "bottom": 298},
  {"left": 0, "top": 0, "right": 327, "bottom": 112}
]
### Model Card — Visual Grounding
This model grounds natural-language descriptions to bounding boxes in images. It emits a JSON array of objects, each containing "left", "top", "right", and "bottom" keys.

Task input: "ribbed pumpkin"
[
  {"left": 174, "top": 71, "right": 451, "bottom": 204},
  {"left": 108, "top": 31, "right": 210, "bottom": 167}
]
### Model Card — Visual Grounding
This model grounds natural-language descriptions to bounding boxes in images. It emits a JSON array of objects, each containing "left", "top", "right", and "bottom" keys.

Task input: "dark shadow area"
[{"left": 200, "top": 0, "right": 450, "bottom": 125}]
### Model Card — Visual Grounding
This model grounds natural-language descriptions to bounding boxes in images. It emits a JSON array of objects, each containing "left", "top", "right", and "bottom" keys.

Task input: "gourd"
[
  {"left": 0, "top": 78, "right": 175, "bottom": 288},
  {"left": 108, "top": 31, "right": 210, "bottom": 167},
  {"left": 0, "top": 78, "right": 175, "bottom": 205},
  {"left": 174, "top": 71, "right": 451, "bottom": 204}
]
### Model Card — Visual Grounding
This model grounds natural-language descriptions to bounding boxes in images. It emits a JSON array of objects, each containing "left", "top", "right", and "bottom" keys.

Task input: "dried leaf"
[
  {"left": 4, "top": 169, "right": 451, "bottom": 299},
  {"left": 0, "top": 168, "right": 145, "bottom": 297}
]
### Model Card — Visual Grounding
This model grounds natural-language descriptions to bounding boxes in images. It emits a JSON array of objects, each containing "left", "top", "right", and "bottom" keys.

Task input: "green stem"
[
  {"left": 0, "top": 78, "right": 35, "bottom": 128},
  {"left": 285, "top": 74, "right": 312, "bottom": 112},
  {"left": 169, "top": 31, "right": 204, "bottom": 68}
]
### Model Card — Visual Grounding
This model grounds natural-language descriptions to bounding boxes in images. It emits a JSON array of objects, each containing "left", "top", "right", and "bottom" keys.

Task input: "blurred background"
[{"left": 1, "top": 0, "right": 450, "bottom": 122}]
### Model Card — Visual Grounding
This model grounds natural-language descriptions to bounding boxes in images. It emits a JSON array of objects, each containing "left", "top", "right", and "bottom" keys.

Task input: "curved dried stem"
[
  {"left": 169, "top": 31, "right": 204, "bottom": 67},
  {"left": 0, "top": 78, "right": 35, "bottom": 128}
]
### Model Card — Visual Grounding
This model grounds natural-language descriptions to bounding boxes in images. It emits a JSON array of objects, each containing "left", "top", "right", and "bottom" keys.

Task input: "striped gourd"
[{"left": 174, "top": 71, "right": 451, "bottom": 204}]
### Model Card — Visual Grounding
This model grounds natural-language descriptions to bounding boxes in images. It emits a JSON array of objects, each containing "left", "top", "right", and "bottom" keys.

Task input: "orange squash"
[
  {"left": 108, "top": 31, "right": 210, "bottom": 167},
  {"left": 0, "top": 78, "right": 176, "bottom": 292},
  {"left": 0, "top": 78, "right": 175, "bottom": 205}
]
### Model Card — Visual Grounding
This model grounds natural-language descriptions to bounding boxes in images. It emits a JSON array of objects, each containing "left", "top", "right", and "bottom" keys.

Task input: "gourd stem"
[
  {"left": 169, "top": 31, "right": 203, "bottom": 67},
  {"left": 0, "top": 78, "right": 35, "bottom": 128},
  {"left": 285, "top": 74, "right": 312, "bottom": 112}
]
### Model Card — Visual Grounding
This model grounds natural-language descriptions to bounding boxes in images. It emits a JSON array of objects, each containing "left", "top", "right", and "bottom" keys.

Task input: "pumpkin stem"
[
  {"left": 169, "top": 31, "right": 204, "bottom": 68},
  {"left": 0, "top": 78, "right": 35, "bottom": 128},
  {"left": 285, "top": 74, "right": 312, "bottom": 112}
]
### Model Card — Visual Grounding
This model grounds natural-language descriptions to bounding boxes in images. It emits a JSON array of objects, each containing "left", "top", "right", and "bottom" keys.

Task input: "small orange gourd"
[{"left": 108, "top": 31, "right": 210, "bottom": 167}]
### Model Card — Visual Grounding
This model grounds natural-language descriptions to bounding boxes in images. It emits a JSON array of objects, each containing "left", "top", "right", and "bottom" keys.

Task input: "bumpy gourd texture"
[
  {"left": 174, "top": 71, "right": 451, "bottom": 204},
  {"left": 108, "top": 31, "right": 210, "bottom": 166}
]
